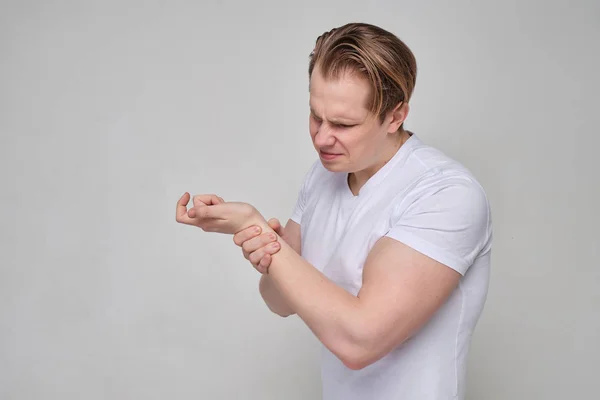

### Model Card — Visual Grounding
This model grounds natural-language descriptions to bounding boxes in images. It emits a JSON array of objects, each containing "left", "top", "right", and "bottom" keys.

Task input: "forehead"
[{"left": 309, "top": 66, "right": 371, "bottom": 118}]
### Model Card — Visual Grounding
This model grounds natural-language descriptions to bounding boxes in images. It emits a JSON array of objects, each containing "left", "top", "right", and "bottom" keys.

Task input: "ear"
[{"left": 386, "top": 101, "right": 410, "bottom": 134}]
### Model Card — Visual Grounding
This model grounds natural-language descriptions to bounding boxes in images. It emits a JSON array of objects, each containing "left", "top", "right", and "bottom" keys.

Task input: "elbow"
[
  {"left": 263, "top": 294, "right": 296, "bottom": 317},
  {"left": 335, "top": 330, "right": 410, "bottom": 371},
  {"left": 323, "top": 324, "right": 378, "bottom": 370},
  {"left": 270, "top": 307, "right": 294, "bottom": 318},
  {"left": 259, "top": 276, "right": 296, "bottom": 318},
  {"left": 342, "top": 357, "right": 370, "bottom": 371},
  {"left": 332, "top": 337, "right": 380, "bottom": 371},
  {"left": 339, "top": 350, "right": 378, "bottom": 371}
]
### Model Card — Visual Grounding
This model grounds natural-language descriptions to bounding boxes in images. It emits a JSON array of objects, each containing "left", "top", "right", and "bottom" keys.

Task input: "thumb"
[{"left": 267, "top": 218, "right": 283, "bottom": 236}]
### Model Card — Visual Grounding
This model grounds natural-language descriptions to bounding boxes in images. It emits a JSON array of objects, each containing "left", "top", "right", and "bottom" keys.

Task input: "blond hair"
[{"left": 309, "top": 23, "right": 417, "bottom": 126}]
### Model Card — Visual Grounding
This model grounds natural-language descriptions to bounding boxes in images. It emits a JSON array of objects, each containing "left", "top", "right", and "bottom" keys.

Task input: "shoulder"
[
  {"left": 397, "top": 136, "right": 491, "bottom": 216},
  {"left": 389, "top": 163, "right": 491, "bottom": 240},
  {"left": 385, "top": 138, "right": 493, "bottom": 272}
]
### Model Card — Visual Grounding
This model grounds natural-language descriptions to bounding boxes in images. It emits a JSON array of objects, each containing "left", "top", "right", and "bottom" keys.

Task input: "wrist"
[{"left": 248, "top": 214, "right": 272, "bottom": 234}]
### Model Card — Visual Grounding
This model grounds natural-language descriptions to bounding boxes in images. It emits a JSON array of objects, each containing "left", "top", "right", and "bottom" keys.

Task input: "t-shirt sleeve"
[
  {"left": 385, "top": 178, "right": 491, "bottom": 275},
  {"left": 290, "top": 161, "right": 320, "bottom": 224}
]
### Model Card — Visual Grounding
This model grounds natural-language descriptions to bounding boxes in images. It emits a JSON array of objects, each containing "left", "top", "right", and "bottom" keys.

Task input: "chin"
[{"left": 319, "top": 160, "right": 353, "bottom": 173}]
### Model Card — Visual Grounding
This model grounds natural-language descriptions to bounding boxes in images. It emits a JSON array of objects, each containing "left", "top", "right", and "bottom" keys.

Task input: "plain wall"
[{"left": 1, "top": 0, "right": 598, "bottom": 399}]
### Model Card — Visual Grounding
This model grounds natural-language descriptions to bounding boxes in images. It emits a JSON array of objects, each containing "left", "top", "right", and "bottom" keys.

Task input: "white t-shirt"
[{"left": 290, "top": 134, "right": 492, "bottom": 400}]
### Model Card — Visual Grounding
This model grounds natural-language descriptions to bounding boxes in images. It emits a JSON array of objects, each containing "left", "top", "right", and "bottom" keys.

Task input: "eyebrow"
[{"left": 310, "top": 107, "right": 360, "bottom": 125}]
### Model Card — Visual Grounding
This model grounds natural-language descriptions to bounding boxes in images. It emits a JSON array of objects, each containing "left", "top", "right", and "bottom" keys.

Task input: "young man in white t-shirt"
[{"left": 176, "top": 22, "right": 492, "bottom": 400}]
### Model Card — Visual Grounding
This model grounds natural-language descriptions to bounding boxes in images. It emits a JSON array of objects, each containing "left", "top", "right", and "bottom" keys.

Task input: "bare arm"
[
  {"left": 234, "top": 218, "right": 302, "bottom": 317},
  {"left": 258, "top": 219, "right": 300, "bottom": 317},
  {"left": 178, "top": 195, "right": 459, "bottom": 368},
  {"left": 242, "top": 182, "right": 488, "bottom": 370},
  {"left": 179, "top": 182, "right": 486, "bottom": 371},
  {"left": 249, "top": 221, "right": 461, "bottom": 370}
]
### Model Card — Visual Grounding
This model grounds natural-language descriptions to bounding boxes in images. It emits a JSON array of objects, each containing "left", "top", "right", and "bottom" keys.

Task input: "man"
[{"left": 177, "top": 22, "right": 492, "bottom": 400}]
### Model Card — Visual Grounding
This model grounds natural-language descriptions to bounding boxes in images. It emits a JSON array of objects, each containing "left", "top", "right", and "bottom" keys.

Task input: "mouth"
[{"left": 319, "top": 150, "right": 342, "bottom": 161}]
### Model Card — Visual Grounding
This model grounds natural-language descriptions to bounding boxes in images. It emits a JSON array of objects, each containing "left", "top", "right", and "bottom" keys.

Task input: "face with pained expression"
[{"left": 308, "top": 65, "right": 408, "bottom": 175}]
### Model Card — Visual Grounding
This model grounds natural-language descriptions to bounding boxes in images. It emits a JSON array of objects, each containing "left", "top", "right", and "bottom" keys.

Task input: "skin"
[
  {"left": 308, "top": 65, "right": 411, "bottom": 194},
  {"left": 176, "top": 65, "right": 461, "bottom": 370}
]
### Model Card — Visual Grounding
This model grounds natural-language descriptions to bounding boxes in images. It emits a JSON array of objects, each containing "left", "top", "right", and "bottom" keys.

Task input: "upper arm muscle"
[{"left": 356, "top": 237, "right": 461, "bottom": 363}]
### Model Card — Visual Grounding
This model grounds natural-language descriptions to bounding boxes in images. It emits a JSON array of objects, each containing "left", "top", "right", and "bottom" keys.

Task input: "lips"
[{"left": 319, "top": 150, "right": 342, "bottom": 160}]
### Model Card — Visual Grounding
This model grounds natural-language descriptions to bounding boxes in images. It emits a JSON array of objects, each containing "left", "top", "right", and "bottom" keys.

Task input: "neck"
[{"left": 348, "top": 130, "right": 410, "bottom": 195}]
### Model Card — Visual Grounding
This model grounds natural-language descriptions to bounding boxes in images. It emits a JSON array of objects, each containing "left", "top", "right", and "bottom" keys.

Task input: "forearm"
[
  {"left": 258, "top": 274, "right": 295, "bottom": 317},
  {"left": 253, "top": 220, "right": 365, "bottom": 366}
]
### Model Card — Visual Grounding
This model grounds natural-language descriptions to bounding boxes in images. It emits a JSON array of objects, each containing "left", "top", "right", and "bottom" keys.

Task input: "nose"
[{"left": 313, "top": 125, "right": 336, "bottom": 148}]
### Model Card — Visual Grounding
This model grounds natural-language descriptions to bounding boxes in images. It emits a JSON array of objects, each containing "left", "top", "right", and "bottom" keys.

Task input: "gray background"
[{"left": 1, "top": 0, "right": 598, "bottom": 399}]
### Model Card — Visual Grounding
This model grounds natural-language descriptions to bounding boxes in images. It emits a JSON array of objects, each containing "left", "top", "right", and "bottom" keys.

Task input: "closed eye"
[{"left": 310, "top": 113, "right": 356, "bottom": 128}]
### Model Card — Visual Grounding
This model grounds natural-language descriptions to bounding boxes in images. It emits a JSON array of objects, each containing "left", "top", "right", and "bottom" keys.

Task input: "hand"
[
  {"left": 233, "top": 218, "right": 284, "bottom": 273},
  {"left": 176, "top": 192, "right": 265, "bottom": 234}
]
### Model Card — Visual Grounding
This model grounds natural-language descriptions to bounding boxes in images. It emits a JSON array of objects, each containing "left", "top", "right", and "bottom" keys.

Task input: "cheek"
[
  {"left": 353, "top": 128, "right": 373, "bottom": 145},
  {"left": 348, "top": 128, "right": 380, "bottom": 156}
]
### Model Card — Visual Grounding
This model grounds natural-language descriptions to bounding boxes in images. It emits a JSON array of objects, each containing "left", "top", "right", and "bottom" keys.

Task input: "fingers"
[
  {"left": 256, "top": 254, "right": 272, "bottom": 274},
  {"left": 248, "top": 241, "right": 281, "bottom": 266},
  {"left": 193, "top": 194, "right": 224, "bottom": 207},
  {"left": 188, "top": 203, "right": 224, "bottom": 219},
  {"left": 242, "top": 232, "right": 278, "bottom": 257},
  {"left": 233, "top": 226, "right": 262, "bottom": 247},
  {"left": 232, "top": 217, "right": 282, "bottom": 274},
  {"left": 177, "top": 193, "right": 226, "bottom": 226}
]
